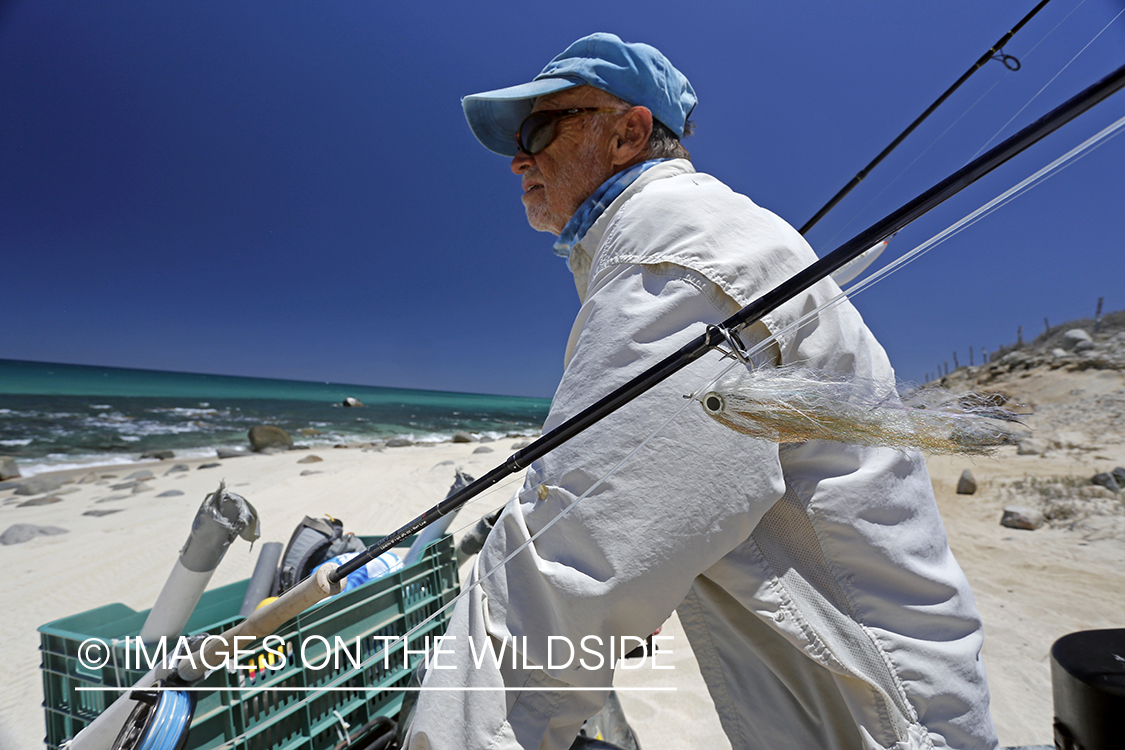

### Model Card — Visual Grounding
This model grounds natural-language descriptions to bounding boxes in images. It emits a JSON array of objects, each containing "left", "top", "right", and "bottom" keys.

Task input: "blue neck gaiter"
[{"left": 553, "top": 159, "right": 667, "bottom": 260}]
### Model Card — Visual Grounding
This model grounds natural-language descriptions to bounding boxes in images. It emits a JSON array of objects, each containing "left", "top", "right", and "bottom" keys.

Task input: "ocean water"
[{"left": 0, "top": 359, "right": 550, "bottom": 476}]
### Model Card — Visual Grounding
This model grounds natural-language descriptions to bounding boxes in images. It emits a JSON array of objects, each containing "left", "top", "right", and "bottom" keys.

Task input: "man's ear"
[{"left": 611, "top": 106, "right": 653, "bottom": 168}]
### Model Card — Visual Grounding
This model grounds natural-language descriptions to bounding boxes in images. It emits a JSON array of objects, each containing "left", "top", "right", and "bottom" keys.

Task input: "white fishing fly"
[{"left": 697, "top": 364, "right": 1024, "bottom": 455}]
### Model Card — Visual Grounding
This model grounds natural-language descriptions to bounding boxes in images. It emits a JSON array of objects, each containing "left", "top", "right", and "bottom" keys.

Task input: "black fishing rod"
[
  {"left": 798, "top": 0, "right": 1054, "bottom": 235},
  {"left": 332, "top": 59, "right": 1125, "bottom": 583}
]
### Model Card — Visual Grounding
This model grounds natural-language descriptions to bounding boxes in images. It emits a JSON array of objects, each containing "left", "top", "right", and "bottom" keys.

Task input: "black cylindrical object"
[
  {"left": 1050, "top": 628, "right": 1125, "bottom": 750},
  {"left": 239, "top": 541, "right": 283, "bottom": 617}
]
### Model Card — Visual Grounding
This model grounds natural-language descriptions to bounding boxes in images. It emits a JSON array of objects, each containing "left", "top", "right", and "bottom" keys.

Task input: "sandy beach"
[{"left": 2, "top": 363, "right": 1124, "bottom": 749}]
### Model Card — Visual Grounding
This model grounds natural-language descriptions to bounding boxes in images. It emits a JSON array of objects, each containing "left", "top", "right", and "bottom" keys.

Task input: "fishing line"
[
  {"left": 841, "top": 110, "right": 1125, "bottom": 300},
  {"left": 971, "top": 4, "right": 1125, "bottom": 160},
  {"left": 821, "top": 82, "right": 1002, "bottom": 250},
  {"left": 822, "top": 0, "right": 1089, "bottom": 250},
  {"left": 798, "top": 0, "right": 1058, "bottom": 234},
  {"left": 270, "top": 110, "right": 1125, "bottom": 716}
]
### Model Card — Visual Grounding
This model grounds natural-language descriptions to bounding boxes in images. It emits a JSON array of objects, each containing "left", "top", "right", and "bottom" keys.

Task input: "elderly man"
[{"left": 407, "top": 33, "right": 998, "bottom": 750}]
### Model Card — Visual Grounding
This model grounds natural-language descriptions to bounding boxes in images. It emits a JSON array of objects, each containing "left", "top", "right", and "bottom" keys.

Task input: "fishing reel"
[{"left": 110, "top": 681, "right": 196, "bottom": 750}]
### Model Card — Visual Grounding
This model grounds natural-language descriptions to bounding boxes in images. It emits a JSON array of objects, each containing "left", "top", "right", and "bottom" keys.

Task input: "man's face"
[{"left": 511, "top": 87, "right": 623, "bottom": 235}]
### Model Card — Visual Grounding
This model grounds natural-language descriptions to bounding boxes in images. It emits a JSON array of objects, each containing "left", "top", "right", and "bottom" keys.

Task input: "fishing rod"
[
  {"left": 332, "top": 59, "right": 1125, "bottom": 583},
  {"left": 798, "top": 0, "right": 1055, "bottom": 235}
]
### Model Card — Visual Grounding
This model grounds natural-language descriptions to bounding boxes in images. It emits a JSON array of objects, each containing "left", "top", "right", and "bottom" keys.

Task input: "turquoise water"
[{"left": 0, "top": 359, "right": 550, "bottom": 474}]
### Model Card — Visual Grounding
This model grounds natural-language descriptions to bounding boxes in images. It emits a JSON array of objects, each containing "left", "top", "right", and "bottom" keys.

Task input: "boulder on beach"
[
  {"left": 452, "top": 431, "right": 475, "bottom": 443},
  {"left": 17, "top": 496, "right": 62, "bottom": 507},
  {"left": 956, "top": 470, "right": 978, "bottom": 495},
  {"left": 1062, "top": 329, "right": 1092, "bottom": 350},
  {"left": 217, "top": 448, "right": 250, "bottom": 459},
  {"left": 0, "top": 524, "right": 69, "bottom": 545},
  {"left": 1000, "top": 505, "right": 1044, "bottom": 531},
  {"left": 386, "top": 438, "right": 413, "bottom": 448},
  {"left": 139, "top": 450, "right": 174, "bottom": 460},
  {"left": 0, "top": 457, "right": 20, "bottom": 480},
  {"left": 248, "top": 425, "right": 294, "bottom": 452},
  {"left": 1092, "top": 472, "right": 1120, "bottom": 493},
  {"left": 297, "top": 455, "right": 323, "bottom": 464},
  {"left": 13, "top": 476, "right": 64, "bottom": 496}
]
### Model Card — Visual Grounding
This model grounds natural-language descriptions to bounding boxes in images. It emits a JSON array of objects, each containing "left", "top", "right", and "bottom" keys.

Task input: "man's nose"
[{"left": 511, "top": 151, "right": 534, "bottom": 174}]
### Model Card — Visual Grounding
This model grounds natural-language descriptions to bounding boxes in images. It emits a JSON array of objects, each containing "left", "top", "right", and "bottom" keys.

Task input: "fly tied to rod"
[{"left": 698, "top": 364, "right": 1026, "bottom": 455}]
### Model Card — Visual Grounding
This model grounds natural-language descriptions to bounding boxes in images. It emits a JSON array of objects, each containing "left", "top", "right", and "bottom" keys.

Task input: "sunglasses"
[{"left": 515, "top": 107, "right": 624, "bottom": 155}]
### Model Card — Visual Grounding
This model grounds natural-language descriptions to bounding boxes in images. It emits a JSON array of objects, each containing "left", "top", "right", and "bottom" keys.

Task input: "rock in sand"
[
  {"left": 1001, "top": 505, "right": 1045, "bottom": 530},
  {"left": 1092, "top": 472, "right": 1121, "bottom": 493},
  {"left": 956, "top": 470, "right": 978, "bottom": 495},
  {"left": 17, "top": 496, "right": 63, "bottom": 507},
  {"left": 13, "top": 477, "right": 64, "bottom": 496},
  {"left": 1, "top": 524, "right": 69, "bottom": 545}
]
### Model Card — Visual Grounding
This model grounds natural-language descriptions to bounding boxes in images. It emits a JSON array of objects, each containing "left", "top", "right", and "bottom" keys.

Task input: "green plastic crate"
[{"left": 39, "top": 535, "right": 459, "bottom": 750}]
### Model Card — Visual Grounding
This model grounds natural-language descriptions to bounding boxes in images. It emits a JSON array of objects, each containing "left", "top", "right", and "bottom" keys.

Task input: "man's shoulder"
[
  {"left": 592, "top": 163, "right": 819, "bottom": 308},
  {"left": 627, "top": 167, "right": 746, "bottom": 211},
  {"left": 606, "top": 166, "right": 809, "bottom": 263},
  {"left": 619, "top": 167, "right": 791, "bottom": 242}
]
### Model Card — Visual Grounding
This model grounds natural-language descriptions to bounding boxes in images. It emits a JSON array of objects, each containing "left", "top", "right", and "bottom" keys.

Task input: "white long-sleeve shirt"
[{"left": 408, "top": 159, "right": 997, "bottom": 750}]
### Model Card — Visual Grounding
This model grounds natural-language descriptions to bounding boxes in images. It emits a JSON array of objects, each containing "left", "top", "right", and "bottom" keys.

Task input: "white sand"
[{"left": 2, "top": 368, "right": 1123, "bottom": 749}]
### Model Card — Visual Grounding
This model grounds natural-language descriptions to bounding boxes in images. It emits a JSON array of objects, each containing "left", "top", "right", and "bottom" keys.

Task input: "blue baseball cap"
[{"left": 463, "top": 33, "right": 697, "bottom": 157}]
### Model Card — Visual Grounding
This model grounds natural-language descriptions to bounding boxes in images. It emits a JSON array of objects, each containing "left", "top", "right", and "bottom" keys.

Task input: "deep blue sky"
[{"left": 2, "top": 1, "right": 1123, "bottom": 398}]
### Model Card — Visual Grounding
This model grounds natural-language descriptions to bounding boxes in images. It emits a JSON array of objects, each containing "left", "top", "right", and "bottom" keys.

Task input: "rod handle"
[{"left": 177, "top": 564, "right": 344, "bottom": 682}]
